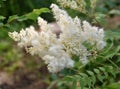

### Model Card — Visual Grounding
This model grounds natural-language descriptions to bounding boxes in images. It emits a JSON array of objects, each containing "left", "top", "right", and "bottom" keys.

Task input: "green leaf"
[
  {"left": 25, "top": 8, "right": 50, "bottom": 21},
  {"left": 86, "top": 70, "right": 96, "bottom": 85},
  {"left": 99, "top": 67, "right": 108, "bottom": 78},
  {"left": 97, "top": 74, "right": 104, "bottom": 83},
  {"left": 7, "top": 8, "right": 50, "bottom": 23},
  {"left": 17, "top": 15, "right": 28, "bottom": 21},
  {"left": 87, "top": 77, "right": 92, "bottom": 88},
  {"left": 105, "top": 82, "right": 120, "bottom": 89},
  {"left": 64, "top": 76, "right": 73, "bottom": 81},
  {"left": 105, "top": 30, "right": 120, "bottom": 40},
  {"left": 0, "top": 16, "right": 6, "bottom": 21},
  {"left": 109, "top": 9, "right": 120, "bottom": 16},
  {"left": 105, "top": 0, "right": 115, "bottom": 8},
  {"left": 79, "top": 78, "right": 84, "bottom": 89},
  {"left": 94, "top": 68, "right": 100, "bottom": 74},
  {"left": 26, "top": 12, "right": 38, "bottom": 21},
  {"left": 104, "top": 46, "right": 120, "bottom": 59},
  {"left": 116, "top": 56, "right": 120, "bottom": 63},
  {"left": 100, "top": 39, "right": 113, "bottom": 55},
  {"left": 33, "top": 8, "right": 50, "bottom": 15},
  {"left": 87, "top": 71, "right": 94, "bottom": 76},
  {"left": 79, "top": 73, "right": 88, "bottom": 78},
  {"left": 0, "top": 22, "right": 4, "bottom": 27},
  {"left": 107, "top": 66, "right": 116, "bottom": 78},
  {"left": 95, "top": 13, "right": 106, "bottom": 25},
  {"left": 7, "top": 15, "right": 19, "bottom": 23},
  {"left": 72, "top": 80, "right": 77, "bottom": 89}
]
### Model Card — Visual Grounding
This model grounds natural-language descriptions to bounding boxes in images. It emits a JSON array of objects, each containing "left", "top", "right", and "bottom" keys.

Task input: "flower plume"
[{"left": 9, "top": 4, "right": 106, "bottom": 73}]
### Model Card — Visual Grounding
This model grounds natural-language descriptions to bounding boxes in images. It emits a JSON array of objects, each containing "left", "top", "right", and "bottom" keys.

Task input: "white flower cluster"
[
  {"left": 57, "top": 0, "right": 98, "bottom": 13},
  {"left": 57, "top": 0, "right": 86, "bottom": 13},
  {"left": 9, "top": 4, "right": 106, "bottom": 73}
]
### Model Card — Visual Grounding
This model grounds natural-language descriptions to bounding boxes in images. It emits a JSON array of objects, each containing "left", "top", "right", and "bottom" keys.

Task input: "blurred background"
[{"left": 0, "top": 0, "right": 120, "bottom": 89}]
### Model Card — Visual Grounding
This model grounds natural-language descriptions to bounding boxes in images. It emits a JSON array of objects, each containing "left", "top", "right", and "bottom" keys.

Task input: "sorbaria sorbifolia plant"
[{"left": 9, "top": 4, "right": 106, "bottom": 73}]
